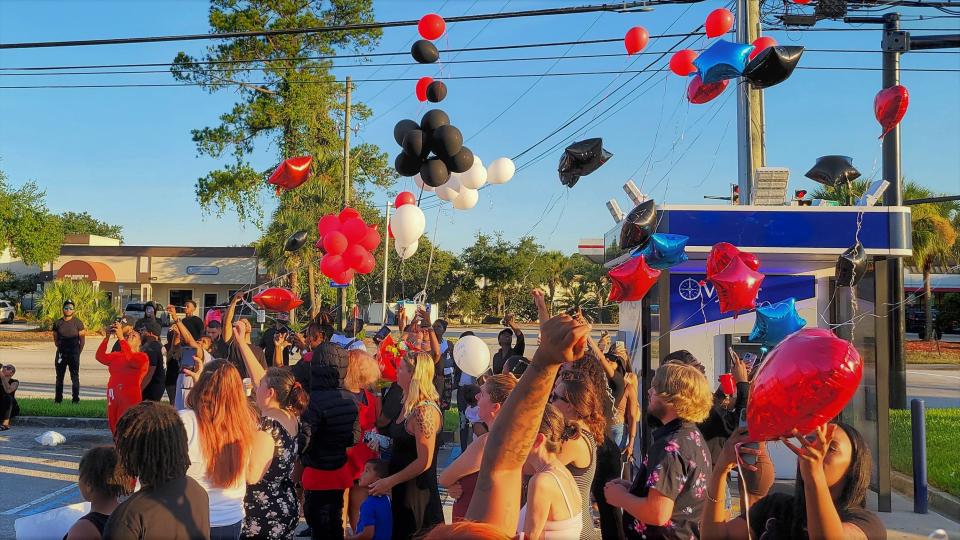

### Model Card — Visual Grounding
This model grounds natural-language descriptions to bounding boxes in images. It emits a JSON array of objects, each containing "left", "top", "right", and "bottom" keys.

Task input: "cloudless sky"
[{"left": 1, "top": 0, "right": 958, "bottom": 255}]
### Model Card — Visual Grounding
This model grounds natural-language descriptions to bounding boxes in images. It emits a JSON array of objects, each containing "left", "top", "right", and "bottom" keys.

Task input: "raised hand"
[
  {"left": 782, "top": 424, "right": 836, "bottom": 480},
  {"left": 233, "top": 320, "right": 247, "bottom": 341},
  {"left": 532, "top": 289, "right": 549, "bottom": 326},
  {"left": 535, "top": 314, "right": 590, "bottom": 366}
]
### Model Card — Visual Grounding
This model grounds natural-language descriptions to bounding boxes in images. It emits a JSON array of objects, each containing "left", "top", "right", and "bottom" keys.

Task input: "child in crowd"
[
  {"left": 460, "top": 384, "right": 484, "bottom": 442},
  {"left": 64, "top": 446, "right": 133, "bottom": 540},
  {"left": 348, "top": 459, "right": 392, "bottom": 540}
]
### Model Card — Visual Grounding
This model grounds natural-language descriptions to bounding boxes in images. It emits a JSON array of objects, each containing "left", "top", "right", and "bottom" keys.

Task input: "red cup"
[{"left": 719, "top": 373, "right": 736, "bottom": 396}]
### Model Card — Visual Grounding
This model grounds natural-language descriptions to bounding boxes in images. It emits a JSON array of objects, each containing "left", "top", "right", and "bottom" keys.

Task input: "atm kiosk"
[{"left": 603, "top": 204, "right": 912, "bottom": 510}]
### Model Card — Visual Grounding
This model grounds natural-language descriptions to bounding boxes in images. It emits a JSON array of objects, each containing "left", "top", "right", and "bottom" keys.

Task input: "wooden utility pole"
[
  {"left": 338, "top": 76, "right": 352, "bottom": 332},
  {"left": 735, "top": 0, "right": 765, "bottom": 204}
]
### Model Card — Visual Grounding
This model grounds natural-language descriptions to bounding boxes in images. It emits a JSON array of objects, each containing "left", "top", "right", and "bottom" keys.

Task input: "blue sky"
[{"left": 1, "top": 0, "right": 958, "bottom": 254}]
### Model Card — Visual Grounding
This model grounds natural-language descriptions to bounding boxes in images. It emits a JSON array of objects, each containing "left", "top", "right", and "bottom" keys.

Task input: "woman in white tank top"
[{"left": 517, "top": 404, "right": 583, "bottom": 540}]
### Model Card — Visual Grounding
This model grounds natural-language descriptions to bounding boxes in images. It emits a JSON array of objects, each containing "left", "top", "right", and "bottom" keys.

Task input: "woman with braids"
[
  {"left": 551, "top": 372, "right": 606, "bottom": 540},
  {"left": 95, "top": 321, "right": 149, "bottom": 434},
  {"left": 367, "top": 352, "right": 443, "bottom": 539},
  {"left": 439, "top": 373, "right": 518, "bottom": 521},
  {"left": 701, "top": 422, "right": 885, "bottom": 540},
  {"left": 227, "top": 322, "right": 309, "bottom": 539},
  {"left": 103, "top": 401, "right": 210, "bottom": 540},
  {"left": 180, "top": 353, "right": 274, "bottom": 540}
]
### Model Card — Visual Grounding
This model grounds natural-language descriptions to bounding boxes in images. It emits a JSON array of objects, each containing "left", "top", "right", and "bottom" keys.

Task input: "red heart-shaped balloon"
[
  {"left": 874, "top": 85, "right": 909, "bottom": 138},
  {"left": 747, "top": 328, "right": 862, "bottom": 441},
  {"left": 687, "top": 75, "right": 728, "bottom": 105},
  {"left": 252, "top": 287, "right": 303, "bottom": 312}
]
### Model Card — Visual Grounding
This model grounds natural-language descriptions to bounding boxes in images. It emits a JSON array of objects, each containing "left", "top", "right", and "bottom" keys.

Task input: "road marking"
[
  {"left": 0, "top": 483, "right": 77, "bottom": 515},
  {"left": 0, "top": 465, "right": 78, "bottom": 482},
  {"left": 907, "top": 370, "right": 960, "bottom": 381},
  {"left": 0, "top": 453, "right": 79, "bottom": 469}
]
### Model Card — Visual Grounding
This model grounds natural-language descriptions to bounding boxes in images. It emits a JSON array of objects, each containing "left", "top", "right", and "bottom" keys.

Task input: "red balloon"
[
  {"left": 317, "top": 215, "right": 341, "bottom": 237},
  {"left": 669, "top": 49, "right": 698, "bottom": 77},
  {"left": 321, "top": 254, "right": 347, "bottom": 281},
  {"left": 343, "top": 244, "right": 369, "bottom": 269},
  {"left": 415, "top": 77, "right": 433, "bottom": 102},
  {"left": 687, "top": 75, "right": 728, "bottom": 104},
  {"left": 341, "top": 218, "right": 368, "bottom": 243},
  {"left": 750, "top": 36, "right": 778, "bottom": 60},
  {"left": 395, "top": 191, "right": 417, "bottom": 208},
  {"left": 331, "top": 268, "right": 355, "bottom": 285},
  {"left": 361, "top": 227, "right": 381, "bottom": 251},
  {"left": 624, "top": 26, "right": 649, "bottom": 55},
  {"left": 322, "top": 231, "right": 348, "bottom": 255},
  {"left": 708, "top": 257, "right": 765, "bottom": 314},
  {"left": 706, "top": 242, "right": 760, "bottom": 278},
  {"left": 339, "top": 207, "right": 361, "bottom": 222},
  {"left": 608, "top": 255, "right": 662, "bottom": 302},
  {"left": 792, "top": 0, "right": 812, "bottom": 4},
  {"left": 705, "top": 8, "right": 734, "bottom": 38},
  {"left": 747, "top": 328, "right": 862, "bottom": 441},
  {"left": 354, "top": 250, "right": 376, "bottom": 274},
  {"left": 252, "top": 287, "right": 303, "bottom": 312},
  {"left": 874, "top": 85, "right": 909, "bottom": 138},
  {"left": 267, "top": 156, "right": 312, "bottom": 192},
  {"left": 418, "top": 13, "right": 445, "bottom": 40},
  {"left": 388, "top": 223, "right": 394, "bottom": 239}
]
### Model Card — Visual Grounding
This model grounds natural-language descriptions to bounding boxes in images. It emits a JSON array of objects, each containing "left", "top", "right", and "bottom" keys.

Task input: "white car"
[{"left": 0, "top": 300, "right": 15, "bottom": 324}]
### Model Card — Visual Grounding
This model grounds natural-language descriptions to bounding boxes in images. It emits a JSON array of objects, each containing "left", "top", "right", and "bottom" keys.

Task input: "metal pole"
[
  {"left": 880, "top": 14, "right": 907, "bottom": 410},
  {"left": 735, "top": 0, "right": 765, "bottom": 205},
  {"left": 338, "top": 76, "right": 352, "bottom": 332},
  {"left": 380, "top": 202, "right": 392, "bottom": 326},
  {"left": 910, "top": 399, "right": 928, "bottom": 513}
]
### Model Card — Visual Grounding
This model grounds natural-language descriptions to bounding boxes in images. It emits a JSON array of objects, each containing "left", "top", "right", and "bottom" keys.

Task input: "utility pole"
[
  {"left": 338, "top": 75, "right": 352, "bottom": 332},
  {"left": 735, "top": 0, "right": 766, "bottom": 205},
  {"left": 381, "top": 202, "right": 392, "bottom": 326}
]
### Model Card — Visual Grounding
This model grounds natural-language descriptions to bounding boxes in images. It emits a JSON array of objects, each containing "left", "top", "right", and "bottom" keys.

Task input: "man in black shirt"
[
  {"left": 133, "top": 302, "right": 162, "bottom": 338},
  {"left": 259, "top": 312, "right": 291, "bottom": 368},
  {"left": 138, "top": 326, "right": 166, "bottom": 402},
  {"left": 52, "top": 300, "right": 85, "bottom": 404},
  {"left": 605, "top": 362, "right": 714, "bottom": 540},
  {"left": 179, "top": 300, "right": 205, "bottom": 342},
  {"left": 491, "top": 314, "right": 524, "bottom": 375}
]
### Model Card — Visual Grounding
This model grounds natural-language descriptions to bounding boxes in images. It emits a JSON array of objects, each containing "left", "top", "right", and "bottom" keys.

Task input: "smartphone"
[
  {"left": 742, "top": 352, "right": 759, "bottom": 371},
  {"left": 373, "top": 325, "right": 391, "bottom": 344},
  {"left": 738, "top": 410, "right": 759, "bottom": 466},
  {"left": 180, "top": 347, "right": 197, "bottom": 370}
]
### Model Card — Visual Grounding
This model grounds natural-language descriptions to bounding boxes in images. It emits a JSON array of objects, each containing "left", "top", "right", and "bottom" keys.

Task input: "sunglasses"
[
  {"left": 63, "top": 307, "right": 74, "bottom": 311},
  {"left": 549, "top": 393, "right": 570, "bottom": 404}
]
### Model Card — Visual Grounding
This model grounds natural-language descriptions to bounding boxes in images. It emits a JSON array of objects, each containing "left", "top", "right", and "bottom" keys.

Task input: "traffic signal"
[
  {"left": 794, "top": 189, "right": 812, "bottom": 206},
  {"left": 731, "top": 184, "right": 740, "bottom": 205}
]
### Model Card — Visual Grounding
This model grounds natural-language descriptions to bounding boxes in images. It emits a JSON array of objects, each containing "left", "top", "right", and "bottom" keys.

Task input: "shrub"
[{"left": 38, "top": 279, "right": 117, "bottom": 332}]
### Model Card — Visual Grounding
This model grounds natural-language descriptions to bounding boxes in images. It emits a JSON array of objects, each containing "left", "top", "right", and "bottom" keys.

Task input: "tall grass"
[{"left": 38, "top": 279, "right": 118, "bottom": 332}]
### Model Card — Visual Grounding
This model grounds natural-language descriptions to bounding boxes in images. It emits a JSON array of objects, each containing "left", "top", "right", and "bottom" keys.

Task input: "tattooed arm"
[
  {"left": 367, "top": 404, "right": 440, "bottom": 496},
  {"left": 466, "top": 314, "right": 590, "bottom": 533}
]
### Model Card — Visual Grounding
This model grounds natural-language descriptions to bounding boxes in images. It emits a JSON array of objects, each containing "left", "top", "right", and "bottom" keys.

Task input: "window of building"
[{"left": 168, "top": 289, "right": 194, "bottom": 310}]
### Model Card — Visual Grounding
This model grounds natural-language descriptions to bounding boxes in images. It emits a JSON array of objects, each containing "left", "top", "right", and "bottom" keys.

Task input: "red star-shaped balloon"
[
  {"left": 608, "top": 255, "right": 662, "bottom": 302},
  {"left": 708, "top": 257, "right": 765, "bottom": 314}
]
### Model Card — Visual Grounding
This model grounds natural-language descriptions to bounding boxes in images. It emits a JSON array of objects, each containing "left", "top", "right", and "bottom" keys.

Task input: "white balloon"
[
  {"left": 487, "top": 157, "right": 516, "bottom": 185},
  {"left": 435, "top": 174, "right": 462, "bottom": 202},
  {"left": 390, "top": 204, "right": 425, "bottom": 246},
  {"left": 452, "top": 187, "right": 479, "bottom": 210},
  {"left": 413, "top": 173, "right": 434, "bottom": 192},
  {"left": 453, "top": 335, "right": 491, "bottom": 377},
  {"left": 395, "top": 240, "right": 418, "bottom": 260},
  {"left": 459, "top": 156, "right": 487, "bottom": 189}
]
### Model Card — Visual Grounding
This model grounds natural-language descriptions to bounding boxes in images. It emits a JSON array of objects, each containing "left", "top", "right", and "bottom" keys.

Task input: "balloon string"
[{"left": 734, "top": 442, "right": 754, "bottom": 540}]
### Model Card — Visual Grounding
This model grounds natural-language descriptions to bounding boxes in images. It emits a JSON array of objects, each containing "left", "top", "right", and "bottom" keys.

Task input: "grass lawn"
[
  {"left": 889, "top": 408, "right": 960, "bottom": 497},
  {"left": 443, "top": 408, "right": 460, "bottom": 433},
  {"left": 17, "top": 398, "right": 107, "bottom": 418},
  {"left": 905, "top": 340, "right": 960, "bottom": 364}
]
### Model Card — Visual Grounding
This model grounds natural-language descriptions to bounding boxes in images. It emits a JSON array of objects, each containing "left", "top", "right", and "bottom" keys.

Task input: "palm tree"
[
  {"left": 903, "top": 181, "right": 959, "bottom": 341},
  {"left": 537, "top": 251, "right": 569, "bottom": 313},
  {"left": 810, "top": 178, "right": 870, "bottom": 203}
]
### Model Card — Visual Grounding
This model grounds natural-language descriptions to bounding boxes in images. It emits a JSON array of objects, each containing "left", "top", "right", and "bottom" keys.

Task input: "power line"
[{"left": 0, "top": 1, "right": 687, "bottom": 50}]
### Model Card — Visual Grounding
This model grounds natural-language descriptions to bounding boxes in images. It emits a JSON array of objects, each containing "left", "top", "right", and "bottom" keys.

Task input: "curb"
[
  {"left": 13, "top": 416, "right": 109, "bottom": 430},
  {"left": 891, "top": 470, "right": 960, "bottom": 521},
  {"left": 905, "top": 363, "right": 960, "bottom": 371}
]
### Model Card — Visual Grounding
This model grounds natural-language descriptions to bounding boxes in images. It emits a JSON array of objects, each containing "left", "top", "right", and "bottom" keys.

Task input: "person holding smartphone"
[{"left": 166, "top": 305, "right": 214, "bottom": 410}]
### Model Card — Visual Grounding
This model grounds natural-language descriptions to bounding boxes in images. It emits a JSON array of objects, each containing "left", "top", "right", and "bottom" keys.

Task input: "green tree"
[
  {"left": 58, "top": 211, "right": 124, "bottom": 242},
  {"left": 38, "top": 279, "right": 117, "bottom": 332},
  {"left": 461, "top": 233, "right": 516, "bottom": 316},
  {"left": 534, "top": 251, "right": 569, "bottom": 313},
  {"left": 0, "top": 271, "right": 43, "bottom": 310},
  {"left": 0, "top": 170, "right": 63, "bottom": 266},
  {"left": 171, "top": 0, "right": 390, "bottom": 225},
  {"left": 811, "top": 178, "right": 870, "bottom": 204}
]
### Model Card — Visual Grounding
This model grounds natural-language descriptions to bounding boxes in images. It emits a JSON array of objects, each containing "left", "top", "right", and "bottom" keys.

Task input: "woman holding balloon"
[{"left": 700, "top": 423, "right": 885, "bottom": 540}]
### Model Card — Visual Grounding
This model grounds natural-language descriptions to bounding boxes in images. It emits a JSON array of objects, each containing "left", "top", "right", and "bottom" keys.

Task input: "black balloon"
[
  {"left": 619, "top": 199, "right": 657, "bottom": 251},
  {"left": 447, "top": 146, "right": 474, "bottom": 174},
  {"left": 420, "top": 109, "right": 450, "bottom": 134},
  {"left": 411, "top": 39, "right": 439, "bottom": 64},
  {"left": 431, "top": 124, "right": 463, "bottom": 159},
  {"left": 558, "top": 138, "right": 613, "bottom": 188},
  {"left": 420, "top": 157, "right": 451, "bottom": 187},
  {"left": 805, "top": 155, "right": 861, "bottom": 187},
  {"left": 393, "top": 119, "right": 419, "bottom": 146},
  {"left": 401, "top": 129, "right": 430, "bottom": 159},
  {"left": 836, "top": 242, "right": 867, "bottom": 287},
  {"left": 426, "top": 81, "right": 447, "bottom": 103},
  {"left": 395, "top": 152, "right": 421, "bottom": 177},
  {"left": 742, "top": 45, "right": 804, "bottom": 89},
  {"left": 284, "top": 230, "right": 309, "bottom": 252}
]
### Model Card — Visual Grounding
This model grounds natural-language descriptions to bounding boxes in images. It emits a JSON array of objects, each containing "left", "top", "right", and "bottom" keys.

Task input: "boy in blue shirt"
[{"left": 349, "top": 459, "right": 392, "bottom": 540}]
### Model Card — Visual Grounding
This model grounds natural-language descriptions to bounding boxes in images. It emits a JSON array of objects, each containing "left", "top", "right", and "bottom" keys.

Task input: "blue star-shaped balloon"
[
  {"left": 748, "top": 297, "right": 807, "bottom": 349},
  {"left": 632, "top": 233, "right": 689, "bottom": 270},
  {"left": 694, "top": 39, "right": 754, "bottom": 84}
]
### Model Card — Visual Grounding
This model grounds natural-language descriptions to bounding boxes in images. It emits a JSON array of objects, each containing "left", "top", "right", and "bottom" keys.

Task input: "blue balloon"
[
  {"left": 694, "top": 39, "right": 754, "bottom": 84},
  {"left": 748, "top": 297, "right": 807, "bottom": 349},
  {"left": 633, "top": 233, "right": 689, "bottom": 269}
]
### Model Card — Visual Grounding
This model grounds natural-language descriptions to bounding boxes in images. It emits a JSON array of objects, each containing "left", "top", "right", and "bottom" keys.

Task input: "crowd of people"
[{"left": 9, "top": 289, "right": 886, "bottom": 539}]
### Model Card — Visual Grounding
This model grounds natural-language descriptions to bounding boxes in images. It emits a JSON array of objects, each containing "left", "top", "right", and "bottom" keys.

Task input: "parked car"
[
  {"left": 123, "top": 302, "right": 172, "bottom": 327},
  {"left": 0, "top": 300, "right": 15, "bottom": 324},
  {"left": 906, "top": 306, "right": 943, "bottom": 340}
]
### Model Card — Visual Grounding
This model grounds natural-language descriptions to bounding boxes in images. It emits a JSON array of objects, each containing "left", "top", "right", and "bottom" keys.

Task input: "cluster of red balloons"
[
  {"left": 267, "top": 156, "right": 313, "bottom": 196},
  {"left": 316, "top": 208, "right": 381, "bottom": 284},
  {"left": 704, "top": 242, "right": 765, "bottom": 314}
]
